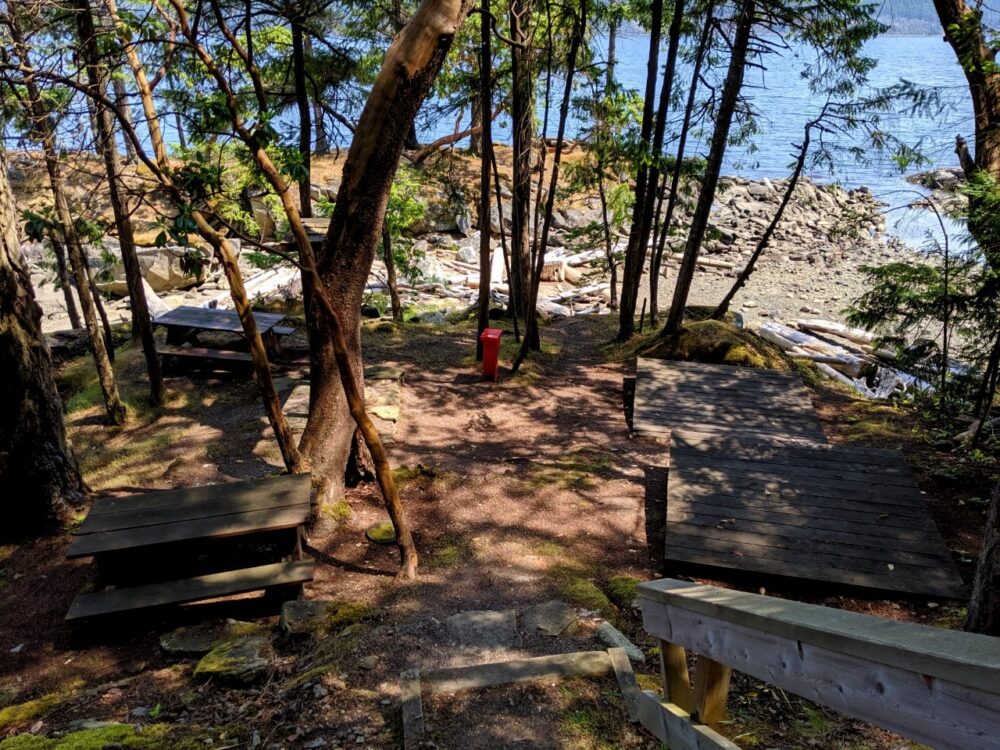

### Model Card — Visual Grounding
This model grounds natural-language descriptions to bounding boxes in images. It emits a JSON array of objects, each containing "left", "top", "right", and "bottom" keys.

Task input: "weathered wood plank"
[
  {"left": 667, "top": 516, "right": 952, "bottom": 564},
  {"left": 692, "top": 656, "right": 732, "bottom": 725},
  {"left": 608, "top": 647, "right": 641, "bottom": 722},
  {"left": 671, "top": 453, "right": 920, "bottom": 488},
  {"left": 673, "top": 473, "right": 932, "bottom": 507},
  {"left": 154, "top": 305, "right": 285, "bottom": 334},
  {"left": 636, "top": 692, "right": 743, "bottom": 750},
  {"left": 660, "top": 639, "right": 693, "bottom": 713},
  {"left": 66, "top": 559, "right": 314, "bottom": 620},
  {"left": 68, "top": 505, "right": 310, "bottom": 558},
  {"left": 422, "top": 651, "right": 613, "bottom": 693},
  {"left": 400, "top": 669, "right": 425, "bottom": 750},
  {"left": 83, "top": 475, "right": 312, "bottom": 519},
  {"left": 156, "top": 344, "right": 253, "bottom": 363},
  {"left": 640, "top": 586, "right": 1000, "bottom": 750},
  {"left": 671, "top": 435, "right": 908, "bottom": 464}
]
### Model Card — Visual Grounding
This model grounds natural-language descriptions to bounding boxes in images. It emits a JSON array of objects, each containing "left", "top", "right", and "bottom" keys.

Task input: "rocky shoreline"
[{"left": 17, "top": 156, "right": 922, "bottom": 334}]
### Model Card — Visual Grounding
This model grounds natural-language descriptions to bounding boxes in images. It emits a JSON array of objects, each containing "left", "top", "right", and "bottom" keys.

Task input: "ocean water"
[{"left": 426, "top": 32, "right": 973, "bottom": 247}]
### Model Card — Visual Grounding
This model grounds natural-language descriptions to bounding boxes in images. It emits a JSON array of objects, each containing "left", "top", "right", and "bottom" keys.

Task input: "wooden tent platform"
[
  {"left": 632, "top": 358, "right": 828, "bottom": 445},
  {"left": 664, "top": 433, "right": 964, "bottom": 598}
]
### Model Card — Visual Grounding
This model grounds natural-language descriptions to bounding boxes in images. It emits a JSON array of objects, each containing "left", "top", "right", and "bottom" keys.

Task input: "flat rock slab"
[
  {"left": 523, "top": 600, "right": 577, "bottom": 637},
  {"left": 424, "top": 651, "right": 613, "bottom": 694},
  {"left": 194, "top": 635, "right": 274, "bottom": 685},
  {"left": 160, "top": 620, "right": 266, "bottom": 656},
  {"left": 596, "top": 622, "right": 645, "bottom": 663},
  {"left": 445, "top": 609, "right": 521, "bottom": 647}
]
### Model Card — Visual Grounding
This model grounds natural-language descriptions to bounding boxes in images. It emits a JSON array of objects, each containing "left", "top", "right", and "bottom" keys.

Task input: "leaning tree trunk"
[
  {"left": 966, "top": 479, "right": 1000, "bottom": 635},
  {"left": 932, "top": 0, "right": 1000, "bottom": 269},
  {"left": 476, "top": 0, "right": 493, "bottom": 359},
  {"left": 664, "top": 0, "right": 755, "bottom": 335},
  {"left": 79, "top": 0, "right": 163, "bottom": 405},
  {"left": 712, "top": 114, "right": 815, "bottom": 319},
  {"left": 292, "top": 14, "right": 313, "bottom": 218},
  {"left": 508, "top": 0, "right": 535, "bottom": 328},
  {"left": 50, "top": 238, "right": 82, "bottom": 329},
  {"left": 382, "top": 221, "right": 404, "bottom": 321},
  {"left": 616, "top": 0, "right": 664, "bottom": 341},
  {"left": 0, "top": 149, "right": 85, "bottom": 537},
  {"left": 301, "top": 0, "right": 475, "bottom": 501}
]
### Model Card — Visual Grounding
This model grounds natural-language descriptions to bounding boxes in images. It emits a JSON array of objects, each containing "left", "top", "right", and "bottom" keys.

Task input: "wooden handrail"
[{"left": 637, "top": 578, "right": 1000, "bottom": 750}]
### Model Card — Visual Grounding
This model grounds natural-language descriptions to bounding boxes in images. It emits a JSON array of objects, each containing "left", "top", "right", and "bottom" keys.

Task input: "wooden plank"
[
  {"left": 83, "top": 475, "right": 311, "bottom": 519},
  {"left": 692, "top": 656, "right": 732, "bottom": 724},
  {"left": 639, "top": 357, "right": 800, "bottom": 382},
  {"left": 636, "top": 692, "right": 743, "bottom": 750},
  {"left": 400, "top": 669, "right": 425, "bottom": 750},
  {"left": 660, "top": 640, "right": 693, "bottom": 713},
  {"left": 662, "top": 543, "right": 959, "bottom": 598},
  {"left": 68, "top": 505, "right": 310, "bottom": 558},
  {"left": 669, "top": 501, "right": 937, "bottom": 538},
  {"left": 66, "top": 559, "right": 314, "bottom": 620},
  {"left": 608, "top": 647, "right": 641, "bottom": 722},
  {"left": 639, "top": 579, "right": 1000, "bottom": 693},
  {"left": 154, "top": 305, "right": 284, "bottom": 334},
  {"left": 672, "top": 473, "right": 932, "bottom": 507},
  {"left": 422, "top": 651, "right": 613, "bottom": 693},
  {"left": 671, "top": 434, "right": 907, "bottom": 462},
  {"left": 671, "top": 445, "right": 912, "bottom": 477},
  {"left": 663, "top": 530, "right": 955, "bottom": 580},
  {"left": 667, "top": 514, "right": 951, "bottom": 562},
  {"left": 640, "top": 593, "right": 1000, "bottom": 750},
  {"left": 157, "top": 344, "right": 253, "bottom": 363},
  {"left": 670, "top": 453, "right": 920, "bottom": 489}
]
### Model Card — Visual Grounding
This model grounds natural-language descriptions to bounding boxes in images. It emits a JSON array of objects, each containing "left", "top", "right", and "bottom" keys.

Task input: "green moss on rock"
[
  {"left": 0, "top": 693, "right": 67, "bottom": 733},
  {"left": 321, "top": 500, "right": 353, "bottom": 525},
  {"left": 365, "top": 521, "right": 397, "bottom": 544},
  {"left": 605, "top": 575, "right": 641, "bottom": 608},
  {"left": 636, "top": 320, "right": 791, "bottom": 370},
  {"left": 0, "top": 723, "right": 244, "bottom": 750},
  {"left": 0, "top": 735, "right": 55, "bottom": 750},
  {"left": 558, "top": 577, "right": 614, "bottom": 619}
]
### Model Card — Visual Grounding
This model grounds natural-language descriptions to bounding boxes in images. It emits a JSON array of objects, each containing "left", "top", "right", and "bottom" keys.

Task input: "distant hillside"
[{"left": 878, "top": 0, "right": 1000, "bottom": 34}]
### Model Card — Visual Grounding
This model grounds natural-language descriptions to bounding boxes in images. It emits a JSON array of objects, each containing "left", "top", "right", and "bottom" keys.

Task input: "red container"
[{"left": 479, "top": 327, "right": 503, "bottom": 381}]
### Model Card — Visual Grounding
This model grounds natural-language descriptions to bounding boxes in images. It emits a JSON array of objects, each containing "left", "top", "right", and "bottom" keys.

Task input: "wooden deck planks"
[
  {"left": 664, "top": 435, "right": 964, "bottom": 598},
  {"left": 632, "top": 358, "right": 829, "bottom": 445}
]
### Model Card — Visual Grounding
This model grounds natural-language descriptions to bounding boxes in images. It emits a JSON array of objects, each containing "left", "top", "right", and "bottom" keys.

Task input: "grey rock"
[
  {"left": 445, "top": 609, "right": 521, "bottom": 647},
  {"left": 160, "top": 620, "right": 260, "bottom": 656},
  {"left": 747, "top": 181, "right": 774, "bottom": 199},
  {"left": 130, "top": 706, "right": 151, "bottom": 718},
  {"left": 281, "top": 600, "right": 335, "bottom": 636},
  {"left": 596, "top": 622, "right": 645, "bottom": 663},
  {"left": 194, "top": 635, "right": 274, "bottom": 685},
  {"left": 800, "top": 305, "right": 821, "bottom": 315},
  {"left": 359, "top": 655, "right": 379, "bottom": 670},
  {"left": 455, "top": 245, "right": 478, "bottom": 264},
  {"left": 522, "top": 599, "right": 577, "bottom": 637}
]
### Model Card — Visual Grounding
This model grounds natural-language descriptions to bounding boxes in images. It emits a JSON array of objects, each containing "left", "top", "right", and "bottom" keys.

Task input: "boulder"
[
  {"left": 522, "top": 600, "right": 577, "bottom": 637},
  {"left": 746, "top": 181, "right": 774, "bottom": 199},
  {"left": 455, "top": 245, "right": 479, "bottom": 265},
  {"left": 95, "top": 245, "right": 209, "bottom": 295},
  {"left": 160, "top": 620, "right": 264, "bottom": 656},
  {"left": 194, "top": 635, "right": 274, "bottom": 685},
  {"left": 280, "top": 600, "right": 377, "bottom": 637}
]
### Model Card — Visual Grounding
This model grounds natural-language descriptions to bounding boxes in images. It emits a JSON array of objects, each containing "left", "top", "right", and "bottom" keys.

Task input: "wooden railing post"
[
  {"left": 659, "top": 638, "right": 694, "bottom": 712},
  {"left": 693, "top": 655, "right": 732, "bottom": 724}
]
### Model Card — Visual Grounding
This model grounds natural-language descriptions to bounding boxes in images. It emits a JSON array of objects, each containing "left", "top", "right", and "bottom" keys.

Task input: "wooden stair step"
[{"left": 66, "top": 559, "right": 314, "bottom": 620}]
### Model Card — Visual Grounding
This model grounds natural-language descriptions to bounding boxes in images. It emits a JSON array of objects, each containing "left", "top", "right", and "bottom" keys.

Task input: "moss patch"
[
  {"left": 365, "top": 521, "right": 397, "bottom": 544},
  {"left": 0, "top": 723, "right": 239, "bottom": 750},
  {"left": 628, "top": 320, "right": 791, "bottom": 370},
  {"left": 604, "top": 575, "right": 640, "bottom": 608},
  {"left": 0, "top": 692, "right": 69, "bottom": 733},
  {"left": 321, "top": 500, "right": 353, "bottom": 525}
]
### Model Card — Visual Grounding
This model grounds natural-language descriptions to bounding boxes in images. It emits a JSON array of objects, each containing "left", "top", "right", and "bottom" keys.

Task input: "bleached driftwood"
[
  {"left": 796, "top": 318, "right": 875, "bottom": 345},
  {"left": 205, "top": 265, "right": 301, "bottom": 309},
  {"left": 759, "top": 321, "right": 865, "bottom": 377}
]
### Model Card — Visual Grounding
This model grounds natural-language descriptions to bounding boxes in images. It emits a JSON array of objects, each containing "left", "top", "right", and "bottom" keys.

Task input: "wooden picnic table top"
[
  {"left": 67, "top": 474, "right": 311, "bottom": 559},
  {"left": 153, "top": 305, "right": 287, "bottom": 335}
]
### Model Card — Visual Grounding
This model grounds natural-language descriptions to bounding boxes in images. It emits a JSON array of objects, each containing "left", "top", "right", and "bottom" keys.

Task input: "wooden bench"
[
  {"left": 156, "top": 343, "right": 253, "bottom": 366},
  {"left": 636, "top": 578, "right": 1000, "bottom": 750},
  {"left": 66, "top": 474, "right": 313, "bottom": 621}
]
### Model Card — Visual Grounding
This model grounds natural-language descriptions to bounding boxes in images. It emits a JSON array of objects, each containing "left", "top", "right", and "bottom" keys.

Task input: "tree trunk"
[
  {"left": 664, "top": 0, "right": 755, "bottom": 335},
  {"left": 932, "top": 0, "right": 1000, "bottom": 265},
  {"left": 292, "top": 15, "right": 313, "bottom": 219},
  {"left": 0, "top": 149, "right": 85, "bottom": 538},
  {"left": 469, "top": 91, "right": 483, "bottom": 157},
  {"left": 8, "top": 11, "right": 125, "bottom": 425},
  {"left": 620, "top": 0, "right": 685, "bottom": 336},
  {"left": 305, "top": 36, "right": 329, "bottom": 155},
  {"left": 84, "top": 259, "right": 115, "bottom": 362},
  {"left": 299, "top": 0, "right": 475, "bottom": 576},
  {"left": 649, "top": 6, "right": 713, "bottom": 321},
  {"left": 111, "top": 75, "right": 137, "bottom": 164},
  {"left": 80, "top": 0, "right": 163, "bottom": 405},
  {"left": 476, "top": 0, "right": 493, "bottom": 359},
  {"left": 512, "top": 0, "right": 587, "bottom": 372},
  {"left": 713, "top": 114, "right": 814, "bottom": 319},
  {"left": 966, "top": 479, "right": 1000, "bottom": 635},
  {"left": 107, "top": 0, "right": 306, "bottom": 473},
  {"left": 616, "top": 0, "right": 664, "bottom": 341},
  {"left": 508, "top": 0, "right": 535, "bottom": 328},
  {"left": 382, "top": 220, "right": 403, "bottom": 321},
  {"left": 50, "top": 238, "right": 82, "bottom": 329}
]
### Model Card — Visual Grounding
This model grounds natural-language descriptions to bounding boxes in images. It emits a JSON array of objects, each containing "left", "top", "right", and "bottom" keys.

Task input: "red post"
[{"left": 479, "top": 327, "right": 503, "bottom": 381}]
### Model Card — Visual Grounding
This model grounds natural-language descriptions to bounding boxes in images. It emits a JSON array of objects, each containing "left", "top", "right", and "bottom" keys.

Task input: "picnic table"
[
  {"left": 153, "top": 305, "right": 293, "bottom": 366},
  {"left": 66, "top": 474, "right": 314, "bottom": 620}
]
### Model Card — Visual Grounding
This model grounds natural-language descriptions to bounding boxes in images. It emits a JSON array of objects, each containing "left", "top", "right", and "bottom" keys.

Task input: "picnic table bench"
[
  {"left": 66, "top": 474, "right": 314, "bottom": 620},
  {"left": 153, "top": 305, "right": 295, "bottom": 367}
]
